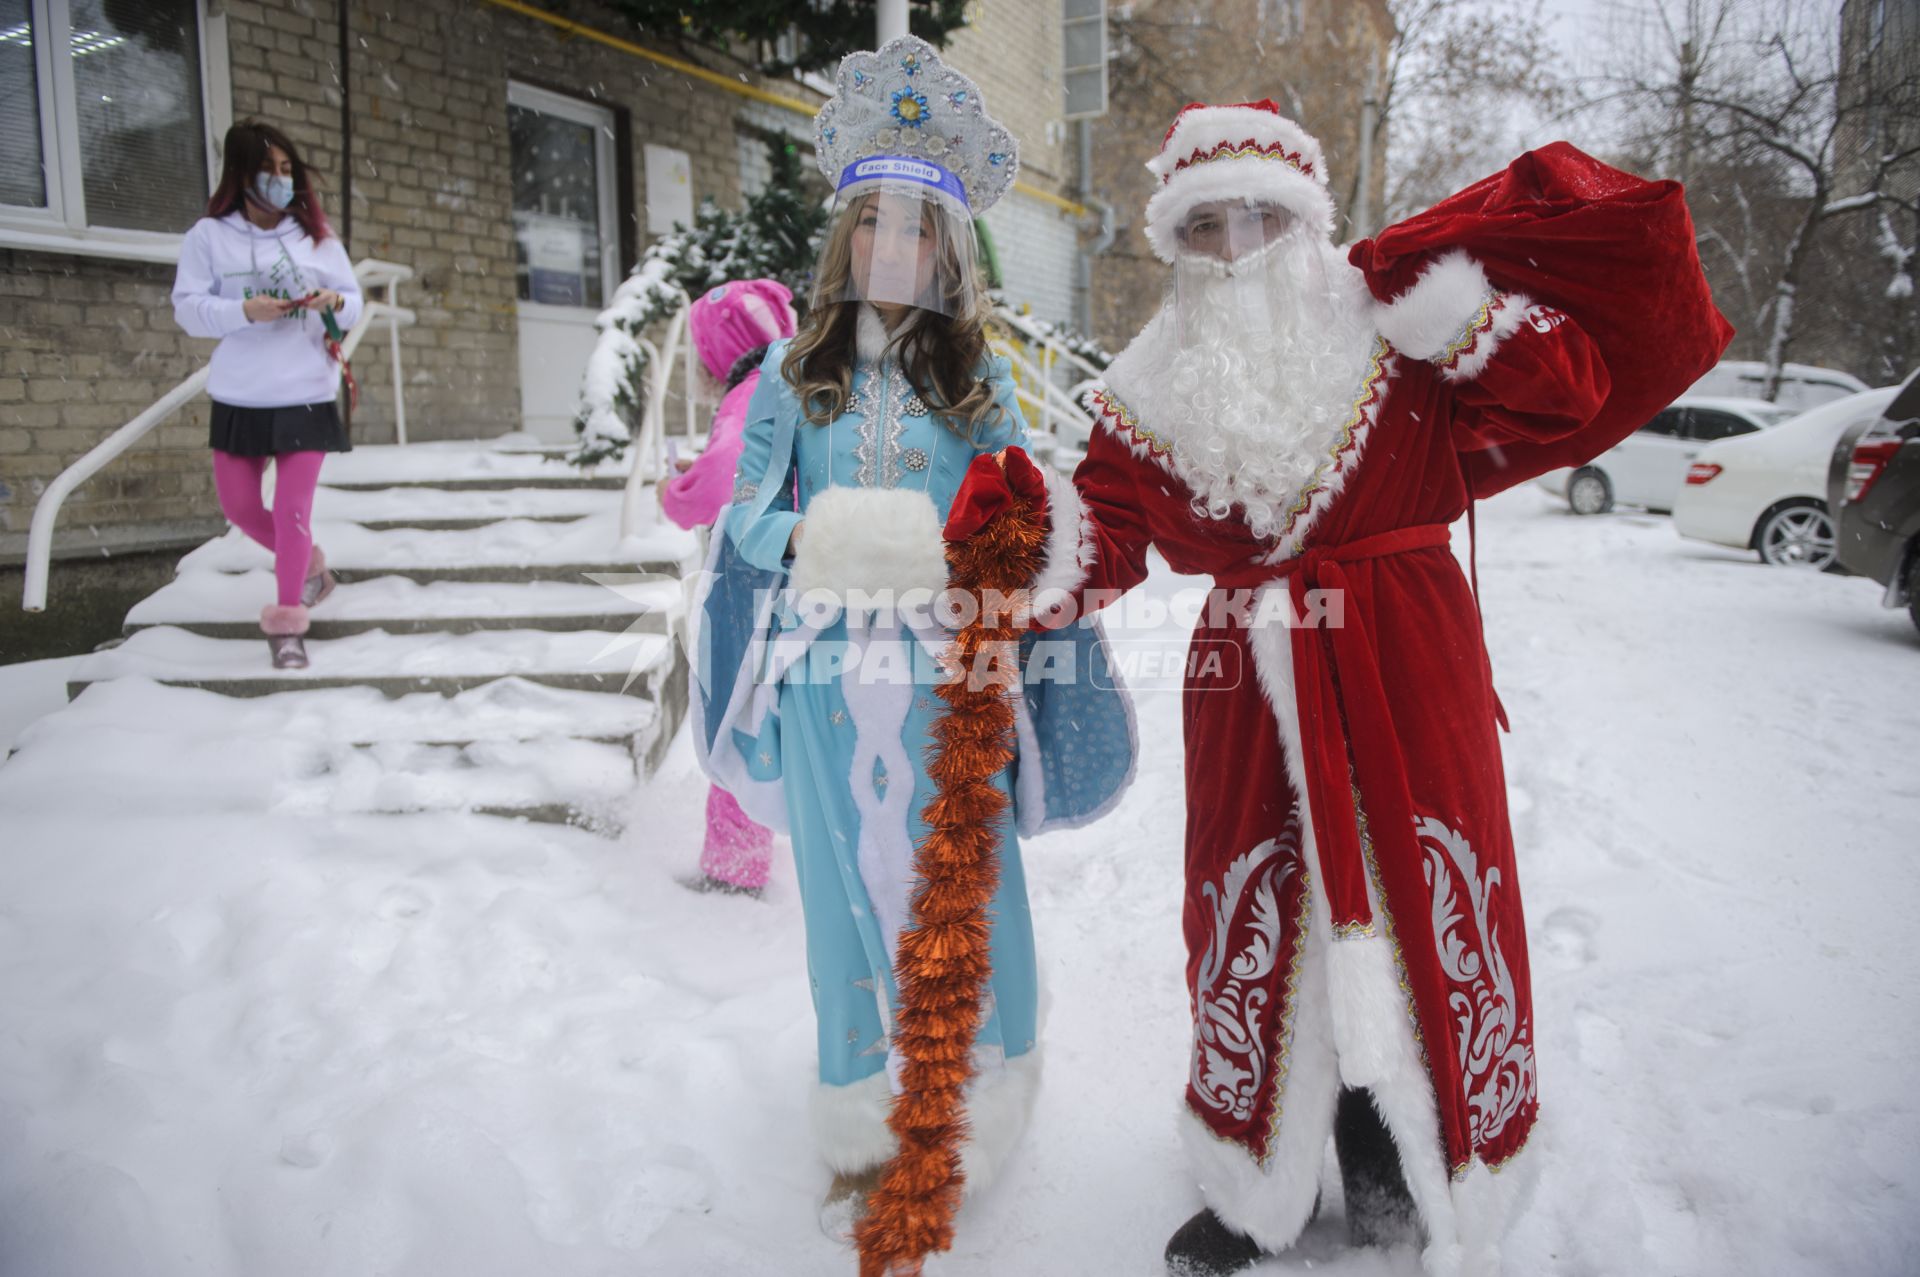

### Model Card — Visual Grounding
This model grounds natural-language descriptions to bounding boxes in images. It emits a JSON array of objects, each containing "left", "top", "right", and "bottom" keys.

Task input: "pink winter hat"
[{"left": 689, "top": 279, "right": 798, "bottom": 381}]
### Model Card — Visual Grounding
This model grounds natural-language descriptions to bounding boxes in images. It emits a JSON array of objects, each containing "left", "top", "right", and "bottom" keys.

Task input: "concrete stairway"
[{"left": 51, "top": 439, "right": 699, "bottom": 835}]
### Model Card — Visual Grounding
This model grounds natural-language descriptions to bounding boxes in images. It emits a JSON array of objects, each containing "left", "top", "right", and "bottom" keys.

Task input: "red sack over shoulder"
[{"left": 1349, "top": 141, "right": 1735, "bottom": 498}]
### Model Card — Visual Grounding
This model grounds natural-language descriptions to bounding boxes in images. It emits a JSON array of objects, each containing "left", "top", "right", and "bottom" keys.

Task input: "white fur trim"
[
  {"left": 1027, "top": 464, "right": 1096, "bottom": 624},
  {"left": 811, "top": 1070, "right": 898, "bottom": 1173},
  {"left": 1373, "top": 251, "right": 1495, "bottom": 362},
  {"left": 856, "top": 304, "right": 889, "bottom": 363},
  {"left": 1178, "top": 909, "right": 1342, "bottom": 1254},
  {"left": 1148, "top": 106, "right": 1328, "bottom": 184},
  {"left": 1440, "top": 292, "right": 1536, "bottom": 385},
  {"left": 958, "top": 1049, "right": 1042, "bottom": 1194},
  {"left": 1144, "top": 162, "right": 1335, "bottom": 264},
  {"left": 1144, "top": 106, "right": 1332, "bottom": 264},
  {"left": 788, "top": 486, "right": 948, "bottom": 607},
  {"left": 1262, "top": 341, "right": 1397, "bottom": 563},
  {"left": 1241, "top": 601, "right": 1466, "bottom": 1273},
  {"left": 807, "top": 1053, "right": 1043, "bottom": 1192},
  {"left": 1450, "top": 1124, "right": 1543, "bottom": 1275}
]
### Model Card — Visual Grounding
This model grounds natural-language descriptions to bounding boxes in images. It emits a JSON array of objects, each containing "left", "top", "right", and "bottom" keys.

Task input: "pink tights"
[{"left": 212, "top": 450, "right": 328, "bottom": 607}]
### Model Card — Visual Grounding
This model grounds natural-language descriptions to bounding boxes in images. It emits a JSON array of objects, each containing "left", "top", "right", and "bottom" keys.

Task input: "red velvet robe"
[{"left": 1034, "top": 145, "right": 1730, "bottom": 1264}]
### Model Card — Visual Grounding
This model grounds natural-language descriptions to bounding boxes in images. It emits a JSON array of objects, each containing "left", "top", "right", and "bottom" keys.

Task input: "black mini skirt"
[{"left": 209, "top": 400, "right": 351, "bottom": 457}]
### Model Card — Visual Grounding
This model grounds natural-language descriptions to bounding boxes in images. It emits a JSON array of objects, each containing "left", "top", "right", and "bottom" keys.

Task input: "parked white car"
[
  {"left": 1688, "top": 360, "right": 1869, "bottom": 413},
  {"left": 1673, "top": 385, "right": 1901, "bottom": 569},
  {"left": 1536, "top": 397, "right": 1795, "bottom": 515}
]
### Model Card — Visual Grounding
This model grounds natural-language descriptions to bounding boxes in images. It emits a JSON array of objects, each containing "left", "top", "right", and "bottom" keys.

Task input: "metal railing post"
[{"left": 388, "top": 275, "right": 408, "bottom": 446}]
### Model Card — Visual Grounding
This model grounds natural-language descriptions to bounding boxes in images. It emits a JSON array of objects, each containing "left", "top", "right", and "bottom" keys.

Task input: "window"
[
  {"left": 1688, "top": 410, "right": 1762, "bottom": 442},
  {"left": 0, "top": 0, "right": 220, "bottom": 260},
  {"left": 1638, "top": 409, "right": 1686, "bottom": 437},
  {"left": 1062, "top": 0, "right": 1107, "bottom": 121},
  {"left": 507, "top": 82, "right": 618, "bottom": 311}
]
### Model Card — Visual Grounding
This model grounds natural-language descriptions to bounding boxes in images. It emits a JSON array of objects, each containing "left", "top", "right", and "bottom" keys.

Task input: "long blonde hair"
[{"left": 781, "top": 191, "right": 1001, "bottom": 438}]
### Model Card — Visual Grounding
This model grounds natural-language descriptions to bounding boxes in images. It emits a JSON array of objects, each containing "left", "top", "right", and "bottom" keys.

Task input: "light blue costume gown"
[{"left": 690, "top": 326, "right": 1136, "bottom": 1175}]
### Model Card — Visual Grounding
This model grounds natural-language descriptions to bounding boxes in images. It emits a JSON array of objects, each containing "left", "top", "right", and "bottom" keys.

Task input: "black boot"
[
  {"left": 1334, "top": 1087, "right": 1421, "bottom": 1249},
  {"left": 1165, "top": 1208, "right": 1266, "bottom": 1276}
]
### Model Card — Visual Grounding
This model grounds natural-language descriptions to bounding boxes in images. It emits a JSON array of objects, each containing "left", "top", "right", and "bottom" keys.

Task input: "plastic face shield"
[
  {"left": 818, "top": 156, "right": 978, "bottom": 319},
  {"left": 1171, "top": 200, "right": 1300, "bottom": 348}
]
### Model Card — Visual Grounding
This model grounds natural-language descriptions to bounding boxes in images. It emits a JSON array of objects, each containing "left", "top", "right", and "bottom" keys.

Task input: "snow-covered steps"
[
  {"left": 126, "top": 574, "right": 679, "bottom": 641},
  {"left": 72, "top": 626, "right": 684, "bottom": 731},
  {"left": 45, "top": 436, "right": 698, "bottom": 829},
  {"left": 316, "top": 439, "right": 628, "bottom": 492},
  {"left": 7, "top": 678, "right": 654, "bottom": 831},
  {"left": 175, "top": 512, "right": 699, "bottom": 583},
  {"left": 311, "top": 485, "right": 612, "bottom": 532}
]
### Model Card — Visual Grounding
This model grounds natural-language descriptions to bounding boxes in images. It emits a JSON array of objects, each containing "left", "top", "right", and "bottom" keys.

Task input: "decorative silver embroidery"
[
  {"left": 1190, "top": 835, "right": 1295, "bottom": 1121},
  {"left": 732, "top": 479, "right": 759, "bottom": 504},
  {"left": 849, "top": 363, "right": 924, "bottom": 488},
  {"left": 902, "top": 447, "right": 929, "bottom": 472},
  {"left": 1416, "top": 814, "right": 1538, "bottom": 1149}
]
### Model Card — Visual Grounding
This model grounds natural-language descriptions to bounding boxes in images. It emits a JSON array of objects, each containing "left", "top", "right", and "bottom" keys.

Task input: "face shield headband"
[{"left": 819, "top": 155, "right": 979, "bottom": 320}]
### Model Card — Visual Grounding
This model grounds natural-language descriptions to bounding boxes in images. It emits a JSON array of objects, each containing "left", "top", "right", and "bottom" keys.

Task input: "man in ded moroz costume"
[{"left": 956, "top": 102, "right": 1730, "bottom": 1274}]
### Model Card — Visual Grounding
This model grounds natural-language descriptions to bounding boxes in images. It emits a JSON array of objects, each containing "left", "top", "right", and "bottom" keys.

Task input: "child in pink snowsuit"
[{"left": 663, "top": 279, "right": 797, "bottom": 895}]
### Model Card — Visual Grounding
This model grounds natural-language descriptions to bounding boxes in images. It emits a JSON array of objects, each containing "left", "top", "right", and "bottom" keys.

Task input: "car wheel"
[
  {"left": 1568, "top": 467, "right": 1613, "bottom": 516},
  {"left": 1754, "top": 500, "right": 1837, "bottom": 569},
  {"left": 1906, "top": 549, "right": 1920, "bottom": 636}
]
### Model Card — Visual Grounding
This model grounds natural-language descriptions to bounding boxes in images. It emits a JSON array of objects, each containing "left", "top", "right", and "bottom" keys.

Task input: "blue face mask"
[{"left": 254, "top": 172, "right": 295, "bottom": 211}]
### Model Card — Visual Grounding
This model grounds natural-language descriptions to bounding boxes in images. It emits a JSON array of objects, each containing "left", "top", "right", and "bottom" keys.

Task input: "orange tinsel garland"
[{"left": 853, "top": 492, "right": 1050, "bottom": 1277}]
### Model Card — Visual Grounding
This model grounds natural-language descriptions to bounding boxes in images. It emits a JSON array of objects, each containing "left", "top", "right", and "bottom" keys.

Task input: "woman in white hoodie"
[{"left": 172, "top": 120, "right": 362, "bottom": 669}]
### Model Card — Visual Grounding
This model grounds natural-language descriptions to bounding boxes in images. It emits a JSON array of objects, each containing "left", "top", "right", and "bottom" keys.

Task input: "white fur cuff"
[
  {"left": 1026, "top": 466, "right": 1096, "bottom": 626},
  {"left": 1373, "top": 250, "right": 1496, "bottom": 362},
  {"left": 788, "top": 486, "right": 949, "bottom": 609}
]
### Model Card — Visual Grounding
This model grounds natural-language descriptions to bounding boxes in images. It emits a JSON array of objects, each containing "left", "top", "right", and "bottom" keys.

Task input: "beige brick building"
[
  {"left": 0, "top": 0, "right": 1088, "bottom": 659},
  {"left": 1086, "top": 0, "right": 1395, "bottom": 349}
]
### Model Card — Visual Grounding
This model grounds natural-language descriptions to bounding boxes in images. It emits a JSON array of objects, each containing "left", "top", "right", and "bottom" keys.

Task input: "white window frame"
[
  {"left": 506, "top": 80, "right": 621, "bottom": 317},
  {"left": 0, "top": 0, "right": 230, "bottom": 264}
]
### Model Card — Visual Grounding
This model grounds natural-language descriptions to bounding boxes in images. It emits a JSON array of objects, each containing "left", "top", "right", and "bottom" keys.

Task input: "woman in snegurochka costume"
[
  {"left": 172, "top": 120, "right": 361, "bottom": 670},
  {"left": 688, "top": 36, "right": 1136, "bottom": 1267}
]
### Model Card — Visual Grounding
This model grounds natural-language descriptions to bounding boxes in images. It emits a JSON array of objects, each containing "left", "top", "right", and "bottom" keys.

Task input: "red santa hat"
[{"left": 1143, "top": 100, "right": 1335, "bottom": 263}]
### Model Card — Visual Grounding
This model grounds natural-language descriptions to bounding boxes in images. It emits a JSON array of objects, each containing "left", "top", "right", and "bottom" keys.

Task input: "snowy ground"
[{"left": 0, "top": 485, "right": 1915, "bottom": 1277}]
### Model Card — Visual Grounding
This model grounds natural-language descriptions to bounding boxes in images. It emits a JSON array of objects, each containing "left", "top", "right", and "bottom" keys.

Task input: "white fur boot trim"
[
  {"left": 789, "top": 486, "right": 948, "bottom": 611},
  {"left": 1176, "top": 916, "right": 1342, "bottom": 1255},
  {"left": 809, "top": 1052, "right": 1042, "bottom": 1194},
  {"left": 957, "top": 1049, "right": 1042, "bottom": 1195},
  {"left": 811, "top": 1071, "right": 898, "bottom": 1174}
]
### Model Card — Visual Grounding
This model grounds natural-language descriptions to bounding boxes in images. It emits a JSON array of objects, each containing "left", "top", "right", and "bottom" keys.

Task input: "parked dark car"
[{"left": 1828, "top": 370, "right": 1920, "bottom": 634}]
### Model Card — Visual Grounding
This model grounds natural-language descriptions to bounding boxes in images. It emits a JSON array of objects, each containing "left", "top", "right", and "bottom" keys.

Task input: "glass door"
[{"left": 508, "top": 81, "right": 618, "bottom": 441}]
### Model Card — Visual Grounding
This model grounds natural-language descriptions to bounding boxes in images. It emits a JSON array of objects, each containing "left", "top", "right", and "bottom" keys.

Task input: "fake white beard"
[{"left": 1105, "top": 232, "right": 1379, "bottom": 540}]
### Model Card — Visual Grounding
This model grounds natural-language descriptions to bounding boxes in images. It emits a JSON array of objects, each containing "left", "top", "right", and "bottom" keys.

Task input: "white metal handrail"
[
  {"left": 993, "top": 305, "right": 1109, "bottom": 383},
  {"left": 619, "top": 287, "right": 698, "bottom": 540},
  {"left": 993, "top": 334, "right": 1097, "bottom": 451},
  {"left": 21, "top": 259, "right": 416, "bottom": 613}
]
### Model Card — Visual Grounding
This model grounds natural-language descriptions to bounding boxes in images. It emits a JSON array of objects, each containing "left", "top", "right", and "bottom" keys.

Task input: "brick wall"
[
  {"left": 1087, "top": 0, "right": 1394, "bottom": 349},
  {"left": 1, "top": 0, "right": 826, "bottom": 560},
  {"left": 0, "top": 252, "right": 224, "bottom": 558}
]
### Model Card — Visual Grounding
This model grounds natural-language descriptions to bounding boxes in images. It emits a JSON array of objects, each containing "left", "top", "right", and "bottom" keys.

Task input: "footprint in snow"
[{"left": 1539, "top": 905, "right": 1599, "bottom": 970}]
